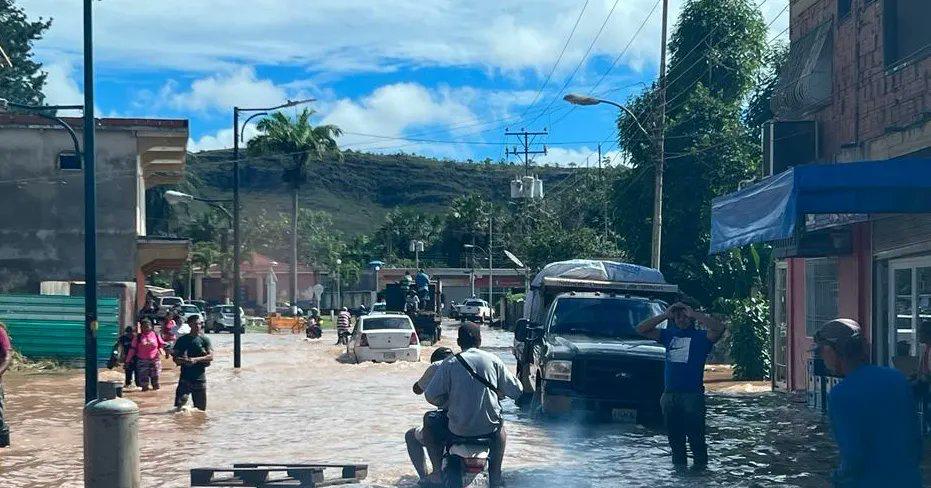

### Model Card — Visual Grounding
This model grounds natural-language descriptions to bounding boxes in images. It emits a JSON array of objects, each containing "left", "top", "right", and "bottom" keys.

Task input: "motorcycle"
[
  {"left": 442, "top": 435, "right": 492, "bottom": 488},
  {"left": 305, "top": 318, "right": 322, "bottom": 339}
]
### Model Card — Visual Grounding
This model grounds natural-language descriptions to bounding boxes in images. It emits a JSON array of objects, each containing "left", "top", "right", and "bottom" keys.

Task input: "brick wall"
[{"left": 790, "top": 0, "right": 930, "bottom": 160}]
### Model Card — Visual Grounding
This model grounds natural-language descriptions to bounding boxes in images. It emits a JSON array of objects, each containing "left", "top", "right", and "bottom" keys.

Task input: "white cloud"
[
  {"left": 188, "top": 123, "right": 261, "bottom": 153},
  {"left": 159, "top": 66, "right": 291, "bottom": 114},
  {"left": 537, "top": 145, "right": 626, "bottom": 167},
  {"left": 41, "top": 59, "right": 84, "bottom": 116},
  {"left": 321, "top": 83, "right": 477, "bottom": 150},
  {"left": 21, "top": 0, "right": 791, "bottom": 81}
]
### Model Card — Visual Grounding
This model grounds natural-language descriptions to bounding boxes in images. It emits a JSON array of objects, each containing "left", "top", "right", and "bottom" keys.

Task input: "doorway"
[
  {"left": 773, "top": 262, "right": 789, "bottom": 390},
  {"left": 888, "top": 257, "right": 931, "bottom": 361}
]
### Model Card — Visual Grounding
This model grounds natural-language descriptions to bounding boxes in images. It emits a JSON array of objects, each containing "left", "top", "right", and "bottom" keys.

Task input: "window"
[
  {"left": 805, "top": 258, "right": 839, "bottom": 336},
  {"left": 548, "top": 297, "right": 665, "bottom": 339},
  {"left": 838, "top": 0, "right": 852, "bottom": 19},
  {"left": 884, "top": 0, "right": 931, "bottom": 66},
  {"left": 362, "top": 317, "right": 413, "bottom": 331},
  {"left": 58, "top": 151, "right": 81, "bottom": 170}
]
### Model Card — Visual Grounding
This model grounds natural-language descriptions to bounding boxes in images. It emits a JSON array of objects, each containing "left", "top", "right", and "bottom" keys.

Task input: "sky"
[{"left": 20, "top": 0, "right": 789, "bottom": 166}]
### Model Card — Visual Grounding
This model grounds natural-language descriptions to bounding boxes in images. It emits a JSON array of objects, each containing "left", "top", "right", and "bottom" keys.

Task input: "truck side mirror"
[{"left": 514, "top": 318, "right": 530, "bottom": 341}]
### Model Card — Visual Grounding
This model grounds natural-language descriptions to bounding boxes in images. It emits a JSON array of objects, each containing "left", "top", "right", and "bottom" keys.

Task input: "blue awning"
[{"left": 710, "top": 158, "right": 931, "bottom": 254}]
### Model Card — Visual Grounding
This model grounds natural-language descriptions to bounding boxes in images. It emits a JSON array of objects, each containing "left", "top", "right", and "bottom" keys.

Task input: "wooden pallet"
[{"left": 190, "top": 463, "right": 368, "bottom": 487}]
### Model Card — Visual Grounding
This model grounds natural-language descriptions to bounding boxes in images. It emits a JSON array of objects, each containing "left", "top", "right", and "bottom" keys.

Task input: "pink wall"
[{"left": 785, "top": 223, "right": 873, "bottom": 391}]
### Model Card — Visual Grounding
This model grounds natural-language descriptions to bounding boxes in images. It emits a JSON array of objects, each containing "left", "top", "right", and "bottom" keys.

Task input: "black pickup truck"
[{"left": 514, "top": 261, "right": 679, "bottom": 420}]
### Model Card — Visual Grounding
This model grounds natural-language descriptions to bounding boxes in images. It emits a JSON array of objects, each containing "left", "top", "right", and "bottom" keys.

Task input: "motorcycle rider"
[
  {"left": 424, "top": 323, "right": 522, "bottom": 487},
  {"left": 406, "top": 346, "right": 455, "bottom": 485}
]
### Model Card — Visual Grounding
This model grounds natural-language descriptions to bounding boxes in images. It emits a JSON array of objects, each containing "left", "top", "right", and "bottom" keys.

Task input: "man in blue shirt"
[
  {"left": 814, "top": 318, "right": 922, "bottom": 487},
  {"left": 637, "top": 300, "right": 725, "bottom": 468}
]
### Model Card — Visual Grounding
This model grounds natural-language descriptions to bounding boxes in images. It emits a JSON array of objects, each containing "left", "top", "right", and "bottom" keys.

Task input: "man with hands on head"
[{"left": 637, "top": 299, "right": 726, "bottom": 469}]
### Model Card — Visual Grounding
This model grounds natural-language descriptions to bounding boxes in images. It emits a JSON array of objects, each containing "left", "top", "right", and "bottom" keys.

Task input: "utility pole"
[
  {"left": 488, "top": 217, "right": 493, "bottom": 308},
  {"left": 599, "top": 143, "right": 608, "bottom": 239},
  {"left": 83, "top": 0, "right": 98, "bottom": 404},
  {"left": 652, "top": 0, "right": 669, "bottom": 271},
  {"left": 505, "top": 128, "right": 548, "bottom": 175}
]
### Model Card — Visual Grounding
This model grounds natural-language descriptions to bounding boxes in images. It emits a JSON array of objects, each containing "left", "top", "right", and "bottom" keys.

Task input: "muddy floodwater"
[{"left": 0, "top": 323, "right": 925, "bottom": 487}]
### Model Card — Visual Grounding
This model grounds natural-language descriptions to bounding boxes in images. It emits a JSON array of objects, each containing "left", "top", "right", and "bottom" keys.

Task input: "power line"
[
  {"left": 518, "top": 0, "right": 592, "bottom": 121},
  {"left": 527, "top": 0, "right": 624, "bottom": 127}
]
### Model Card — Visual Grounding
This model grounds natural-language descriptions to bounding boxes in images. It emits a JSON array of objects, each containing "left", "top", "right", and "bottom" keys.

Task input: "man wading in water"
[
  {"left": 637, "top": 300, "right": 725, "bottom": 469},
  {"left": 173, "top": 315, "right": 213, "bottom": 411}
]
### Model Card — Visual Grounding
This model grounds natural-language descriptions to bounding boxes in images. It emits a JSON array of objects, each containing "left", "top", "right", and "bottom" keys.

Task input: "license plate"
[
  {"left": 611, "top": 408, "right": 637, "bottom": 422},
  {"left": 383, "top": 352, "right": 396, "bottom": 360}
]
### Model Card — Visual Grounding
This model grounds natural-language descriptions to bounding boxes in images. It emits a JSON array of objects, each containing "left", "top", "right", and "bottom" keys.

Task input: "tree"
[
  {"left": 612, "top": 0, "right": 767, "bottom": 306},
  {"left": 0, "top": 1, "right": 51, "bottom": 105},
  {"left": 248, "top": 109, "right": 342, "bottom": 307},
  {"left": 744, "top": 42, "right": 790, "bottom": 134}
]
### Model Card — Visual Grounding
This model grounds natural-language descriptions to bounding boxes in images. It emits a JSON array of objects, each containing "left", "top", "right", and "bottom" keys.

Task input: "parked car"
[
  {"left": 177, "top": 304, "right": 203, "bottom": 324},
  {"left": 205, "top": 305, "right": 246, "bottom": 333},
  {"left": 458, "top": 298, "right": 493, "bottom": 322},
  {"left": 188, "top": 300, "right": 208, "bottom": 313},
  {"left": 514, "top": 259, "right": 679, "bottom": 420},
  {"left": 371, "top": 301, "right": 387, "bottom": 314},
  {"left": 351, "top": 314, "right": 420, "bottom": 363},
  {"left": 156, "top": 296, "right": 184, "bottom": 318}
]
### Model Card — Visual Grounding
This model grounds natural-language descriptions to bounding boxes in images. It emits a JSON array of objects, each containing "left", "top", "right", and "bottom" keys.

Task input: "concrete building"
[
  {"left": 193, "top": 252, "right": 322, "bottom": 312},
  {"left": 710, "top": 0, "right": 930, "bottom": 401},
  {"left": 0, "top": 114, "right": 190, "bottom": 308}
]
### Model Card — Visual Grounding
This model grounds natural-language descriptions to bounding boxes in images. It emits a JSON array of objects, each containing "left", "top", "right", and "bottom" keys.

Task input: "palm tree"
[{"left": 248, "top": 109, "right": 342, "bottom": 309}]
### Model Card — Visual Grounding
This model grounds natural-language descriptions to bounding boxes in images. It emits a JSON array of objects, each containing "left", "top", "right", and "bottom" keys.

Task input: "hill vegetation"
[{"left": 186, "top": 149, "right": 573, "bottom": 234}]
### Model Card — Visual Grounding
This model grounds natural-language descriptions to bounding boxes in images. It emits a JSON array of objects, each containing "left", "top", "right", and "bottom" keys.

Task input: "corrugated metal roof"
[{"left": 0, "top": 295, "right": 120, "bottom": 362}]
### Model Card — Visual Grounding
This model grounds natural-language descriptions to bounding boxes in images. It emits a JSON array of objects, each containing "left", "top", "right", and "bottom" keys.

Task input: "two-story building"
[
  {"left": 0, "top": 114, "right": 190, "bottom": 310},
  {"left": 710, "top": 0, "right": 930, "bottom": 400}
]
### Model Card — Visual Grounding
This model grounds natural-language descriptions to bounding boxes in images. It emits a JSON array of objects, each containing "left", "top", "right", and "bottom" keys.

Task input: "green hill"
[{"left": 186, "top": 149, "right": 573, "bottom": 234}]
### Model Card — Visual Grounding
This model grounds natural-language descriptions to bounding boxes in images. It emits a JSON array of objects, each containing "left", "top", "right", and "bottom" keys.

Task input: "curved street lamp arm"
[
  {"left": 240, "top": 112, "right": 268, "bottom": 142},
  {"left": 4, "top": 101, "right": 85, "bottom": 157},
  {"left": 200, "top": 201, "right": 233, "bottom": 222},
  {"left": 597, "top": 99, "right": 652, "bottom": 140}
]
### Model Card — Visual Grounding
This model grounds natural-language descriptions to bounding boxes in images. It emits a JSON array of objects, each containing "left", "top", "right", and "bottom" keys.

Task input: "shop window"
[
  {"left": 58, "top": 151, "right": 81, "bottom": 170},
  {"left": 805, "top": 258, "right": 839, "bottom": 336},
  {"left": 884, "top": 0, "right": 931, "bottom": 67}
]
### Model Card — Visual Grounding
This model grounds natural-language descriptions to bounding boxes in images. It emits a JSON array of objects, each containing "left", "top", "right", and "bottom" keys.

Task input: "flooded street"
[{"left": 0, "top": 323, "right": 920, "bottom": 487}]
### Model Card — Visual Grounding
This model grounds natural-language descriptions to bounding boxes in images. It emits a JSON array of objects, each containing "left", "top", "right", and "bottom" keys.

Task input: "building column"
[{"left": 194, "top": 274, "right": 203, "bottom": 300}]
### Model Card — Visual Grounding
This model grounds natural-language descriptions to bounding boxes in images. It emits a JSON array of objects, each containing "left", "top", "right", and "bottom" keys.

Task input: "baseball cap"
[{"left": 814, "top": 318, "right": 862, "bottom": 346}]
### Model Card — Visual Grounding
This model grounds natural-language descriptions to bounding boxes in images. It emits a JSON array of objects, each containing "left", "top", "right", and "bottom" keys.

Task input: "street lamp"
[
  {"left": 564, "top": 93, "right": 662, "bottom": 270},
  {"left": 231, "top": 98, "right": 314, "bottom": 368},
  {"left": 464, "top": 244, "right": 493, "bottom": 307}
]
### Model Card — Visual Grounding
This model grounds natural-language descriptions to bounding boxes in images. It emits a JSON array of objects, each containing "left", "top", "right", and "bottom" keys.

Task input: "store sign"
[{"left": 805, "top": 213, "right": 868, "bottom": 232}]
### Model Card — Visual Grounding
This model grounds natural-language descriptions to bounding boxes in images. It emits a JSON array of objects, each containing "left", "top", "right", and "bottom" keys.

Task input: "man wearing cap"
[{"left": 814, "top": 318, "right": 922, "bottom": 487}]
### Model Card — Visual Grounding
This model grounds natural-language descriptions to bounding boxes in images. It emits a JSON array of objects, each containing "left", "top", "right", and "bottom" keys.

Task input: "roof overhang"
[
  {"left": 710, "top": 158, "right": 931, "bottom": 254},
  {"left": 137, "top": 237, "right": 191, "bottom": 274},
  {"left": 138, "top": 132, "right": 188, "bottom": 188}
]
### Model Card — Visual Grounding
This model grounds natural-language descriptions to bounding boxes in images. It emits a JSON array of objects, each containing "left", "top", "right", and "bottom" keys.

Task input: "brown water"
[{"left": 0, "top": 323, "right": 896, "bottom": 487}]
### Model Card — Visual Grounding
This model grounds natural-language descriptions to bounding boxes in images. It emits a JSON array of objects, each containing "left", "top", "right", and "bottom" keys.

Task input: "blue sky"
[{"left": 21, "top": 0, "right": 788, "bottom": 166}]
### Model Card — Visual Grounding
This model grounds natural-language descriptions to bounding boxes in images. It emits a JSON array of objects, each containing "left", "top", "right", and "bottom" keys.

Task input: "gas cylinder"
[{"left": 83, "top": 381, "right": 140, "bottom": 487}]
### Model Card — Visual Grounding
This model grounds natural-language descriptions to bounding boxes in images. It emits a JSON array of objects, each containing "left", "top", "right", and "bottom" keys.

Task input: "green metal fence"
[{"left": 0, "top": 294, "right": 120, "bottom": 362}]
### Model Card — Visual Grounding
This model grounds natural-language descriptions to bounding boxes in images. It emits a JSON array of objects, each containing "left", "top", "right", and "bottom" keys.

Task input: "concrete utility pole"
[
  {"left": 599, "top": 143, "right": 608, "bottom": 239},
  {"left": 505, "top": 128, "right": 548, "bottom": 175},
  {"left": 83, "top": 0, "right": 98, "bottom": 404},
  {"left": 652, "top": 0, "right": 669, "bottom": 271},
  {"left": 488, "top": 217, "right": 493, "bottom": 307}
]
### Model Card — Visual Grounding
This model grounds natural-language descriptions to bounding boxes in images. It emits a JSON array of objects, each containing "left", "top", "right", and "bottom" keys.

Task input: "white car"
[
  {"left": 459, "top": 299, "right": 493, "bottom": 322},
  {"left": 156, "top": 296, "right": 184, "bottom": 318},
  {"left": 370, "top": 302, "right": 388, "bottom": 314},
  {"left": 177, "top": 304, "right": 203, "bottom": 324},
  {"left": 351, "top": 314, "right": 421, "bottom": 363}
]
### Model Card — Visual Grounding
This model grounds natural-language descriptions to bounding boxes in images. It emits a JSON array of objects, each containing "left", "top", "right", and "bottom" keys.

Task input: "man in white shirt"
[
  {"left": 405, "top": 347, "right": 454, "bottom": 484},
  {"left": 425, "top": 324, "right": 522, "bottom": 487}
]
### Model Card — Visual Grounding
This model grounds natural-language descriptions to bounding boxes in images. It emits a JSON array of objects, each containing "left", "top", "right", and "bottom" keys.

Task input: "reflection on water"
[{"left": 0, "top": 324, "right": 855, "bottom": 487}]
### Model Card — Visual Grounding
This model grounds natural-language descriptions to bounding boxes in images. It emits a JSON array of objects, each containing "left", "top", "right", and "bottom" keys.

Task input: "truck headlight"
[{"left": 544, "top": 360, "right": 572, "bottom": 382}]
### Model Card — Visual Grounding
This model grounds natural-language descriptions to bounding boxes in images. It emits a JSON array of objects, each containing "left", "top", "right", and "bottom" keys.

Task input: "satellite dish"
[{"left": 503, "top": 250, "right": 525, "bottom": 269}]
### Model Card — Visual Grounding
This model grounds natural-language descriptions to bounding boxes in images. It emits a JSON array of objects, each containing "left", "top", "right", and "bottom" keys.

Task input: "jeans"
[
  {"left": 175, "top": 379, "right": 207, "bottom": 410},
  {"left": 0, "top": 383, "right": 9, "bottom": 447},
  {"left": 661, "top": 391, "right": 707, "bottom": 466}
]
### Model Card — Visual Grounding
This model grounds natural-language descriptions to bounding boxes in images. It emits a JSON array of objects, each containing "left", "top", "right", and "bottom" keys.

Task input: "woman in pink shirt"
[{"left": 127, "top": 319, "right": 168, "bottom": 391}]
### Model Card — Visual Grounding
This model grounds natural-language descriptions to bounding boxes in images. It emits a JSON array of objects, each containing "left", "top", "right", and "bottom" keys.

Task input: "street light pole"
[
  {"left": 564, "top": 92, "right": 662, "bottom": 269},
  {"left": 83, "top": 0, "right": 98, "bottom": 404},
  {"left": 231, "top": 99, "right": 313, "bottom": 368}
]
